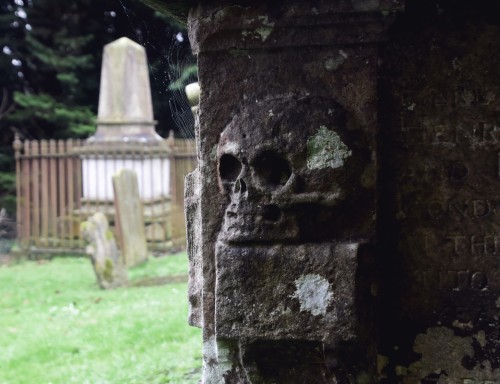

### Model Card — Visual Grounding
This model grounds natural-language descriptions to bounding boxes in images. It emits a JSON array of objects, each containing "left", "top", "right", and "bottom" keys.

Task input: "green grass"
[{"left": 0, "top": 253, "right": 202, "bottom": 384}]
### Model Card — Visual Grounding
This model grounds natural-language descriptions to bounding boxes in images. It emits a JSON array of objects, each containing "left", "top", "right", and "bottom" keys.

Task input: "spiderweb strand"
[{"left": 117, "top": 0, "right": 196, "bottom": 140}]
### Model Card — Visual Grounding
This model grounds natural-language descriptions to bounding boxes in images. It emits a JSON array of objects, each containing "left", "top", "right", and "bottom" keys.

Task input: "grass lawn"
[{"left": 0, "top": 253, "right": 202, "bottom": 384}]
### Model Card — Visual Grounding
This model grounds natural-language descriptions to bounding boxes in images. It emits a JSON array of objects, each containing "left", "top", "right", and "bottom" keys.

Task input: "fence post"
[
  {"left": 13, "top": 134, "right": 22, "bottom": 246},
  {"left": 22, "top": 140, "right": 31, "bottom": 248},
  {"left": 31, "top": 141, "right": 40, "bottom": 248},
  {"left": 49, "top": 140, "right": 58, "bottom": 246},
  {"left": 57, "top": 140, "right": 66, "bottom": 243},
  {"left": 74, "top": 139, "right": 83, "bottom": 249},
  {"left": 40, "top": 140, "right": 49, "bottom": 248}
]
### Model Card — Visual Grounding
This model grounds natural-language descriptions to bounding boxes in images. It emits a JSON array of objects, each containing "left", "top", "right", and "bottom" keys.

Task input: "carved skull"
[{"left": 217, "top": 96, "right": 371, "bottom": 244}]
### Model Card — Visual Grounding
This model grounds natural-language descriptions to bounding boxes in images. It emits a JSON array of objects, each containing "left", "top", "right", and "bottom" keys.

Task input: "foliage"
[
  {"left": 11, "top": 91, "right": 95, "bottom": 138},
  {"left": 0, "top": 1, "right": 25, "bottom": 104},
  {"left": 0, "top": 146, "right": 15, "bottom": 213},
  {"left": 5, "top": 0, "right": 115, "bottom": 139},
  {"left": 0, "top": 252, "right": 202, "bottom": 384}
]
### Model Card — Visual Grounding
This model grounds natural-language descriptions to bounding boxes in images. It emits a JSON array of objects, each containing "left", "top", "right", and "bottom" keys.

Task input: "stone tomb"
[
  {"left": 77, "top": 37, "right": 171, "bottom": 244},
  {"left": 145, "top": 0, "right": 500, "bottom": 382}
]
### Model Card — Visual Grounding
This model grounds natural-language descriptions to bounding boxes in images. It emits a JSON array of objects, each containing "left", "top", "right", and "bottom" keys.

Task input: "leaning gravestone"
[
  {"left": 113, "top": 169, "right": 148, "bottom": 267},
  {"left": 80, "top": 212, "right": 128, "bottom": 289}
]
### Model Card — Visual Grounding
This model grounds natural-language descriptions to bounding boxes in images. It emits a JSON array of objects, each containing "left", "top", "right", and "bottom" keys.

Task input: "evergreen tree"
[
  {"left": 0, "top": 0, "right": 28, "bottom": 213},
  {"left": 0, "top": 0, "right": 27, "bottom": 135},
  {"left": 3, "top": 0, "right": 195, "bottom": 140},
  {"left": 6, "top": 0, "right": 118, "bottom": 139}
]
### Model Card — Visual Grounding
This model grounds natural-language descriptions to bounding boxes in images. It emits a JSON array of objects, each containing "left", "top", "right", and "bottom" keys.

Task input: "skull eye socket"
[
  {"left": 252, "top": 151, "right": 291, "bottom": 188},
  {"left": 219, "top": 154, "right": 242, "bottom": 182}
]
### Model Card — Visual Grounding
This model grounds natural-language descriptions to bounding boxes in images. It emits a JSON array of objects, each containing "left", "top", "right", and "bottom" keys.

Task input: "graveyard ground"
[{"left": 0, "top": 253, "right": 202, "bottom": 384}]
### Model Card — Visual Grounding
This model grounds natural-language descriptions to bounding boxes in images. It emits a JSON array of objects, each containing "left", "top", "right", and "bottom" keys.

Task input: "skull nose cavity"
[
  {"left": 262, "top": 204, "right": 281, "bottom": 222},
  {"left": 235, "top": 178, "right": 247, "bottom": 194}
]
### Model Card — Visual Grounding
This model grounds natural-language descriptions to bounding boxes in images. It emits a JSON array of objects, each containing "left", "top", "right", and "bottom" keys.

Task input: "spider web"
[{"left": 117, "top": 0, "right": 196, "bottom": 140}]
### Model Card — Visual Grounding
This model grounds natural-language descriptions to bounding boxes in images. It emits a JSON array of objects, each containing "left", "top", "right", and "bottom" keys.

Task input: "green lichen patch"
[
  {"left": 255, "top": 27, "right": 273, "bottom": 42},
  {"left": 307, "top": 126, "right": 352, "bottom": 170},
  {"left": 241, "top": 27, "right": 274, "bottom": 42},
  {"left": 105, "top": 229, "right": 114, "bottom": 241},
  {"left": 103, "top": 259, "right": 114, "bottom": 282}
]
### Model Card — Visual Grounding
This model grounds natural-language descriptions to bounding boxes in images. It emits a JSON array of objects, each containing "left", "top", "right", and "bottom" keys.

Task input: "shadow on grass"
[{"left": 129, "top": 274, "right": 188, "bottom": 287}]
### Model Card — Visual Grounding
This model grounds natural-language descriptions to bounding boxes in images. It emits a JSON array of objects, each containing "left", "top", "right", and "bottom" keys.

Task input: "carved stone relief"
[{"left": 214, "top": 96, "right": 370, "bottom": 344}]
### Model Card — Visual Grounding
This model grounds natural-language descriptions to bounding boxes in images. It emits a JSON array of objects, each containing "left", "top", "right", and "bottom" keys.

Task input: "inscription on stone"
[
  {"left": 413, "top": 269, "right": 489, "bottom": 291},
  {"left": 379, "top": 7, "right": 500, "bottom": 382}
]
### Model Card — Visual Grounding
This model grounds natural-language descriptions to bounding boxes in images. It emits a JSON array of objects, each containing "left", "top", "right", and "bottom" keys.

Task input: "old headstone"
[
  {"left": 113, "top": 169, "right": 148, "bottom": 267},
  {"left": 80, "top": 212, "right": 127, "bottom": 289},
  {"left": 182, "top": 1, "right": 399, "bottom": 382},
  {"left": 144, "top": 0, "right": 500, "bottom": 382}
]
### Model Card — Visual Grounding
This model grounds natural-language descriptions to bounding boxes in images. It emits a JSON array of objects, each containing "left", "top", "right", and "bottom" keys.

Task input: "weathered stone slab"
[
  {"left": 181, "top": 1, "right": 398, "bottom": 380},
  {"left": 378, "top": 3, "right": 500, "bottom": 382},
  {"left": 185, "top": 167, "right": 202, "bottom": 327},
  {"left": 113, "top": 169, "right": 148, "bottom": 267},
  {"left": 216, "top": 242, "right": 358, "bottom": 343},
  {"left": 146, "top": 0, "right": 500, "bottom": 382},
  {"left": 80, "top": 212, "right": 128, "bottom": 289}
]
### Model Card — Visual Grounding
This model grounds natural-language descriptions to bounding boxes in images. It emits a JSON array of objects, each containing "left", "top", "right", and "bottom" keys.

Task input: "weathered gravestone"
[
  {"left": 143, "top": 0, "right": 500, "bottom": 382},
  {"left": 80, "top": 212, "right": 128, "bottom": 290},
  {"left": 113, "top": 169, "right": 148, "bottom": 267},
  {"left": 182, "top": 1, "right": 400, "bottom": 382},
  {"left": 377, "top": 2, "right": 500, "bottom": 382}
]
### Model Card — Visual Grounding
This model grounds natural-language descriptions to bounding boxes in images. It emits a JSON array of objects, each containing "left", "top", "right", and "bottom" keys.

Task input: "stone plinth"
[{"left": 80, "top": 150, "right": 170, "bottom": 201}]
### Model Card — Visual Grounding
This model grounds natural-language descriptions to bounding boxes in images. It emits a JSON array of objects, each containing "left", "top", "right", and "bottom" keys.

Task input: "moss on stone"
[
  {"left": 103, "top": 259, "right": 114, "bottom": 282},
  {"left": 105, "top": 229, "right": 114, "bottom": 241}
]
